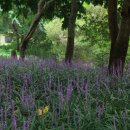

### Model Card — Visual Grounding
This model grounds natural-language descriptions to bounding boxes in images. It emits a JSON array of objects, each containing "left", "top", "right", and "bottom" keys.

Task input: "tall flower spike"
[
  {"left": 66, "top": 80, "right": 73, "bottom": 104},
  {"left": 0, "top": 81, "right": 2, "bottom": 103},
  {"left": 23, "top": 121, "right": 29, "bottom": 130},
  {"left": 11, "top": 100, "right": 17, "bottom": 130}
]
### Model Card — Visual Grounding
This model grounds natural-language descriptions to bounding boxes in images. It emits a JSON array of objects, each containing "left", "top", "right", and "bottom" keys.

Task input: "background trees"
[
  {"left": 0, "top": 0, "right": 86, "bottom": 61},
  {"left": 0, "top": 0, "right": 130, "bottom": 74}
]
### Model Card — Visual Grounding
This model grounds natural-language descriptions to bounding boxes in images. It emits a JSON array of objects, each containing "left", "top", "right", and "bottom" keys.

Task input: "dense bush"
[{"left": 0, "top": 58, "right": 130, "bottom": 130}]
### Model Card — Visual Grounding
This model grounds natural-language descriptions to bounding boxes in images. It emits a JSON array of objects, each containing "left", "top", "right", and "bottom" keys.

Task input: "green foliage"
[
  {"left": 0, "top": 3, "right": 110, "bottom": 64},
  {"left": 0, "top": 45, "right": 11, "bottom": 57},
  {"left": 44, "top": 18, "right": 67, "bottom": 45},
  {"left": 0, "top": 0, "right": 86, "bottom": 29},
  {"left": 76, "top": 4, "right": 110, "bottom": 64},
  {"left": 41, "top": 6, "right": 110, "bottom": 64},
  {"left": 83, "top": 4, "right": 109, "bottom": 44},
  {"left": 43, "top": 18, "right": 67, "bottom": 60},
  {"left": 0, "top": 0, "right": 112, "bottom": 65}
]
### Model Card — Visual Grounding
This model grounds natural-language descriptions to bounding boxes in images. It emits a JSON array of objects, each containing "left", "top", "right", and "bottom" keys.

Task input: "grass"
[{"left": 0, "top": 58, "right": 130, "bottom": 130}]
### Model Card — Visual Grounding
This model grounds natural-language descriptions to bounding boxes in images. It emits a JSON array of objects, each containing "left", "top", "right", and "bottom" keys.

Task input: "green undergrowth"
[{"left": 0, "top": 58, "right": 130, "bottom": 130}]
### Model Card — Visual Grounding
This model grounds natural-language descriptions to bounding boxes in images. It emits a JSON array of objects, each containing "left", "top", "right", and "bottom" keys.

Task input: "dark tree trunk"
[
  {"left": 108, "top": 0, "right": 118, "bottom": 73},
  {"left": 108, "top": 0, "right": 130, "bottom": 75},
  {"left": 20, "top": 13, "right": 43, "bottom": 60},
  {"left": 11, "top": 50, "right": 17, "bottom": 59},
  {"left": 20, "top": 0, "right": 54, "bottom": 60},
  {"left": 65, "top": 0, "right": 78, "bottom": 64},
  {"left": 12, "top": 21, "right": 20, "bottom": 51}
]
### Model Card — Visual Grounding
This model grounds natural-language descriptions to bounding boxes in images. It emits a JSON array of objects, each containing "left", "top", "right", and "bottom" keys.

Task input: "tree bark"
[
  {"left": 108, "top": 0, "right": 118, "bottom": 73},
  {"left": 65, "top": 0, "right": 78, "bottom": 64},
  {"left": 20, "top": 0, "right": 54, "bottom": 60},
  {"left": 108, "top": 0, "right": 130, "bottom": 75},
  {"left": 20, "top": 13, "right": 43, "bottom": 60},
  {"left": 12, "top": 21, "right": 20, "bottom": 51}
]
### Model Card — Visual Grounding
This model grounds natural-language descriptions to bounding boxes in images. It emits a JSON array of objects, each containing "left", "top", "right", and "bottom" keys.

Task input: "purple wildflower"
[
  {"left": 66, "top": 80, "right": 73, "bottom": 104},
  {"left": 11, "top": 100, "right": 17, "bottom": 130}
]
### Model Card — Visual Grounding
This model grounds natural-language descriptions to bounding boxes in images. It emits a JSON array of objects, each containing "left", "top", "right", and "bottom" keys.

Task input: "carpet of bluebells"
[{"left": 0, "top": 58, "right": 130, "bottom": 130}]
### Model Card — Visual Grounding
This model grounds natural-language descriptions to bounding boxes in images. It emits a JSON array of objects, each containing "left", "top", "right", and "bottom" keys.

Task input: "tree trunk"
[
  {"left": 20, "top": 13, "right": 43, "bottom": 60},
  {"left": 11, "top": 50, "right": 17, "bottom": 59},
  {"left": 20, "top": 0, "right": 54, "bottom": 60},
  {"left": 108, "top": 0, "right": 130, "bottom": 75},
  {"left": 65, "top": 0, "right": 78, "bottom": 64},
  {"left": 108, "top": 0, "right": 118, "bottom": 73},
  {"left": 12, "top": 21, "right": 20, "bottom": 51}
]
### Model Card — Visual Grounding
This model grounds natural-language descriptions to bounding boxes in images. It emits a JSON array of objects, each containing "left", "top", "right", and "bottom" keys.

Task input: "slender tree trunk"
[
  {"left": 108, "top": 0, "right": 118, "bottom": 73},
  {"left": 12, "top": 21, "right": 20, "bottom": 51},
  {"left": 20, "top": 0, "right": 54, "bottom": 60},
  {"left": 65, "top": 0, "right": 78, "bottom": 64},
  {"left": 20, "top": 13, "right": 43, "bottom": 60},
  {"left": 108, "top": 0, "right": 130, "bottom": 75}
]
